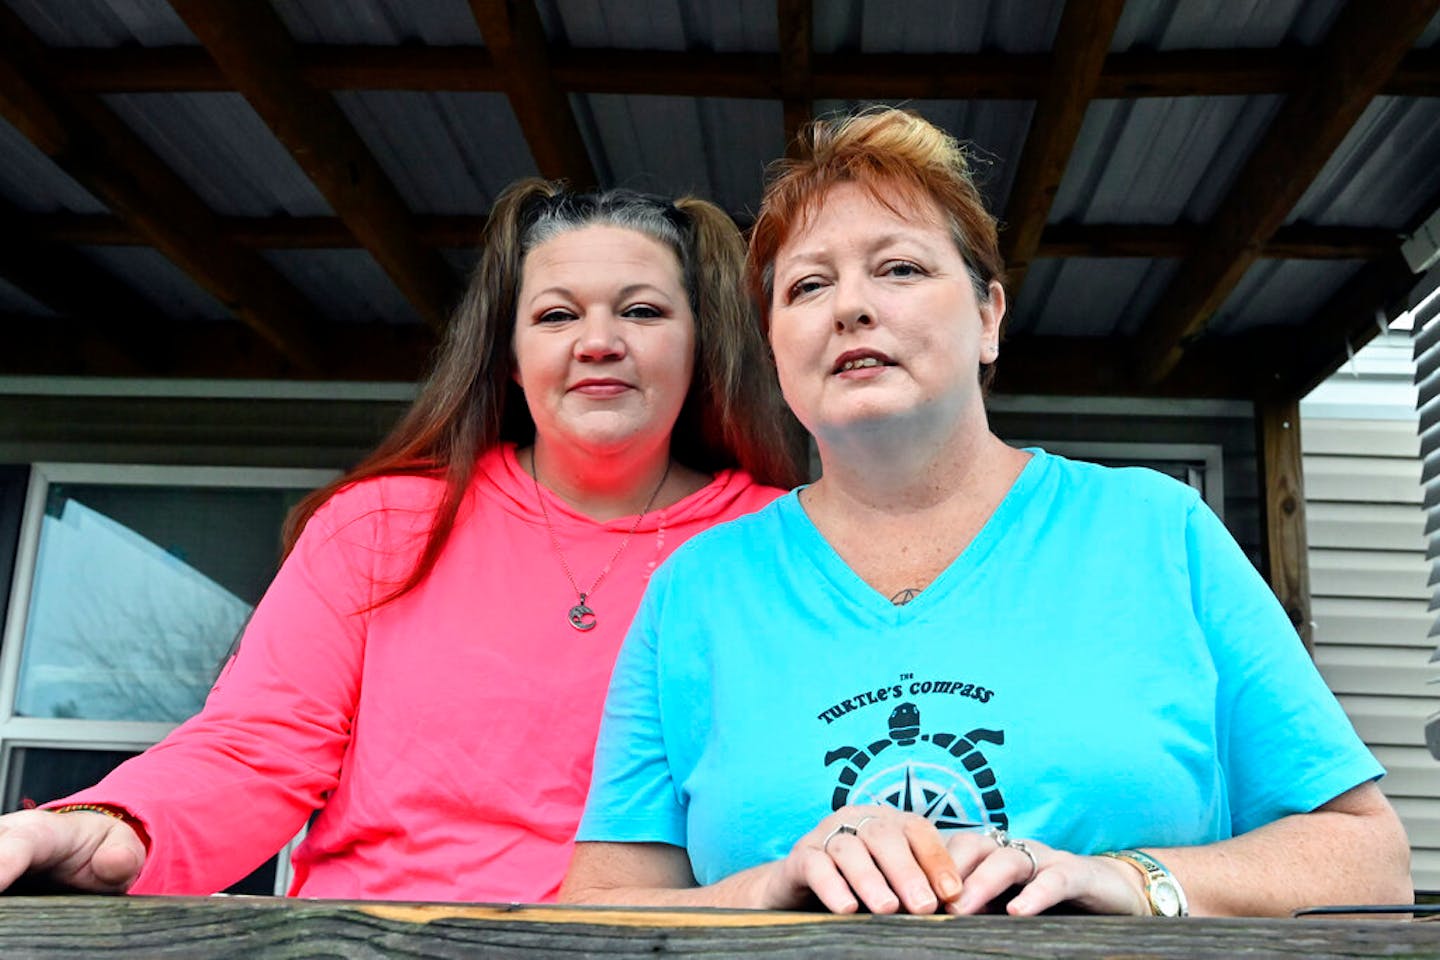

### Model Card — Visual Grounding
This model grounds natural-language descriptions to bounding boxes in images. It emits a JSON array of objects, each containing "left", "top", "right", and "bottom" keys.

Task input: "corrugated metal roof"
[
  {"left": 575, "top": 94, "right": 783, "bottom": 216},
  {"left": 273, "top": 0, "right": 484, "bottom": 45},
  {"left": 545, "top": 0, "right": 776, "bottom": 51},
  {"left": 5, "top": 0, "right": 196, "bottom": 46},
  {"left": 0, "top": 118, "right": 108, "bottom": 214},
  {"left": 814, "top": 0, "right": 1062, "bottom": 55},
  {"left": 1112, "top": 0, "right": 1342, "bottom": 48},
  {"left": 261, "top": 249, "right": 420, "bottom": 325},
  {"left": 99, "top": 93, "right": 333, "bottom": 218},
  {"left": 1294, "top": 97, "right": 1440, "bottom": 229},
  {"left": 334, "top": 91, "right": 535, "bottom": 215},
  {"left": 79, "top": 246, "right": 230, "bottom": 320},
  {"left": 1015, "top": 258, "right": 1179, "bottom": 338},
  {"left": 0, "top": 0, "right": 1430, "bottom": 383},
  {"left": 1053, "top": 96, "right": 1285, "bottom": 226},
  {"left": 1213, "top": 259, "right": 1365, "bottom": 333},
  {"left": 0, "top": 276, "right": 56, "bottom": 315}
]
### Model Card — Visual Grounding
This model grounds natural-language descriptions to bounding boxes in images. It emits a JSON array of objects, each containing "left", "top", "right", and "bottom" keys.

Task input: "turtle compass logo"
[{"left": 824, "top": 701, "right": 1008, "bottom": 831}]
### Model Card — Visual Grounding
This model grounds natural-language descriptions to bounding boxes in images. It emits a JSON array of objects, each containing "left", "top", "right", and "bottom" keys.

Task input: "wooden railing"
[{"left": 2, "top": 896, "right": 1437, "bottom": 958}]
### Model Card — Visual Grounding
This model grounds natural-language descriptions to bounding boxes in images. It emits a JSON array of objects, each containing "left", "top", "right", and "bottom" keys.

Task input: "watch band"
[{"left": 1099, "top": 849, "right": 1189, "bottom": 917}]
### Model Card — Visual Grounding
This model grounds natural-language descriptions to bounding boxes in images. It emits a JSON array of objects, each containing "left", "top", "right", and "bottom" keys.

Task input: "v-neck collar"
[{"left": 778, "top": 449, "right": 1050, "bottom": 625}]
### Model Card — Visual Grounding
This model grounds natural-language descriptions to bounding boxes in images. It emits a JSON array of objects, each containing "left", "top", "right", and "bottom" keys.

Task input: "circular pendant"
[{"left": 568, "top": 601, "right": 597, "bottom": 632}]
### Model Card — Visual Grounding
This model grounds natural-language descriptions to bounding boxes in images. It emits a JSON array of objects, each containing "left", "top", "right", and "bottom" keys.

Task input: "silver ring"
[
  {"left": 853, "top": 815, "right": 877, "bottom": 833},
  {"left": 1010, "top": 839, "right": 1039, "bottom": 883},
  {"left": 821, "top": 822, "right": 857, "bottom": 854},
  {"left": 984, "top": 825, "right": 1010, "bottom": 848}
]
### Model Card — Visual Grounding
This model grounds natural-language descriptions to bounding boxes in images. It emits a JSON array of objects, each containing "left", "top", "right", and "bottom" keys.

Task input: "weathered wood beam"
[
  {"left": 3, "top": 316, "right": 429, "bottom": 381},
  {"left": 778, "top": 0, "right": 813, "bottom": 155},
  {"left": 9, "top": 894, "right": 1438, "bottom": 957},
  {"left": 170, "top": 0, "right": 457, "bottom": 332},
  {"left": 1000, "top": 0, "right": 1126, "bottom": 299},
  {"left": 50, "top": 45, "right": 1440, "bottom": 99},
  {"left": 469, "top": 0, "right": 597, "bottom": 186},
  {"left": 1132, "top": 0, "right": 1440, "bottom": 385},
  {"left": 0, "top": 7, "right": 325, "bottom": 373},
  {"left": 1256, "top": 398, "right": 1314, "bottom": 652}
]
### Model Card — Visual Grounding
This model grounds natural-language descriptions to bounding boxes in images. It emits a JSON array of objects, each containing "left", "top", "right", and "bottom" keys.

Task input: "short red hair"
[{"left": 747, "top": 108, "right": 1007, "bottom": 389}]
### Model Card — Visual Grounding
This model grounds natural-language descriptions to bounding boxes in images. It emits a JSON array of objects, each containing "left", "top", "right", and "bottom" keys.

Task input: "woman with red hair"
[{"left": 563, "top": 109, "right": 1411, "bottom": 917}]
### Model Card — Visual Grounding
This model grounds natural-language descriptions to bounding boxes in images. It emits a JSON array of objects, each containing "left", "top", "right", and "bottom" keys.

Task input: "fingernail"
[{"left": 937, "top": 873, "right": 961, "bottom": 900}]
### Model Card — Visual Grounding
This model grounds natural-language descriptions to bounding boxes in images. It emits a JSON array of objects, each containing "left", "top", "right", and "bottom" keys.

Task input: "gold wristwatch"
[{"left": 1100, "top": 849, "right": 1189, "bottom": 917}]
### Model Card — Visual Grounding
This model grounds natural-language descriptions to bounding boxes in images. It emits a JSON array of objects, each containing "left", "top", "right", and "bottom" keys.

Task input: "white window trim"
[{"left": 0, "top": 462, "right": 336, "bottom": 894}]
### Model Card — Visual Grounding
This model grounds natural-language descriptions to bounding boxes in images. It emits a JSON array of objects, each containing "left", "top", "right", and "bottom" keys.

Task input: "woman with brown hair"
[
  {"left": 0, "top": 180, "right": 807, "bottom": 902},
  {"left": 563, "top": 109, "right": 1412, "bottom": 917}
]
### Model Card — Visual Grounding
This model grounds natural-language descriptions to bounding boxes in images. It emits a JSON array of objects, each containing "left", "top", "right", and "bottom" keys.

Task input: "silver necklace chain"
[{"left": 529, "top": 451, "right": 672, "bottom": 632}]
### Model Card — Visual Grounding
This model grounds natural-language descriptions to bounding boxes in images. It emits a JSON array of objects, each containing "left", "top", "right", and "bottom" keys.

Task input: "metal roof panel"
[
  {"left": 4, "top": 0, "right": 196, "bottom": 46},
  {"left": 1212, "top": 259, "right": 1366, "bottom": 334},
  {"left": 334, "top": 91, "right": 537, "bottom": 215},
  {"left": 1293, "top": 97, "right": 1440, "bottom": 230},
  {"left": 574, "top": 94, "right": 782, "bottom": 216},
  {"left": 261, "top": 250, "right": 422, "bottom": 325},
  {"left": 272, "top": 0, "right": 484, "bottom": 45},
  {"left": 79, "top": 245, "right": 231, "bottom": 320},
  {"left": 1052, "top": 96, "right": 1285, "bottom": 226},
  {"left": 99, "top": 93, "right": 333, "bottom": 218},
  {"left": 0, "top": 118, "right": 108, "bottom": 214}
]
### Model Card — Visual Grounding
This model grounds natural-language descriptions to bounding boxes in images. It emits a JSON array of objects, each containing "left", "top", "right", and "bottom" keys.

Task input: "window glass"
[
  {"left": 14, "top": 484, "right": 306, "bottom": 722},
  {"left": 4, "top": 746, "right": 279, "bottom": 895}
]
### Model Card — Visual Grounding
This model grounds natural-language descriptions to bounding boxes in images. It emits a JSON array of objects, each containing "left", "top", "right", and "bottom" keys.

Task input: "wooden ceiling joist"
[
  {"left": 999, "top": 0, "right": 1126, "bottom": 299},
  {"left": 469, "top": 0, "right": 597, "bottom": 187},
  {"left": 0, "top": 6, "right": 325, "bottom": 373},
  {"left": 170, "top": 0, "right": 457, "bottom": 333},
  {"left": 1133, "top": 0, "right": 1440, "bottom": 387},
  {"left": 778, "top": 0, "right": 814, "bottom": 154},
  {"left": 49, "top": 45, "right": 1440, "bottom": 100}
]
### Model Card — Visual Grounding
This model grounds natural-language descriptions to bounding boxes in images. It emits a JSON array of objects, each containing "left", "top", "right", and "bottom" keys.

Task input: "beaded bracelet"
[{"left": 50, "top": 803, "right": 152, "bottom": 852}]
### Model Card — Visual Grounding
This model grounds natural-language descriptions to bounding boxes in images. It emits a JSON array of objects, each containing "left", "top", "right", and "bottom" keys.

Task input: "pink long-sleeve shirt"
[{"left": 60, "top": 444, "right": 782, "bottom": 902}]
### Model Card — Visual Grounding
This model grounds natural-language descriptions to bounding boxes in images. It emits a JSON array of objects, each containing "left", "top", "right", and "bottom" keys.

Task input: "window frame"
[{"left": 0, "top": 461, "right": 336, "bottom": 893}]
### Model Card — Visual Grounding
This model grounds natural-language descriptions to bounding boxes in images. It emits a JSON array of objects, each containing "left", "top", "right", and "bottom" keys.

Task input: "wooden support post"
[{"left": 1256, "top": 398, "right": 1313, "bottom": 653}]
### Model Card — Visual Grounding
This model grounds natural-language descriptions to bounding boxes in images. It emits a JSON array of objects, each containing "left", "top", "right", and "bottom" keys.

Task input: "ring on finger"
[
  {"left": 984, "top": 825, "right": 1010, "bottom": 848},
  {"left": 821, "top": 822, "right": 858, "bottom": 855},
  {"left": 1010, "top": 839, "right": 1039, "bottom": 883},
  {"left": 853, "top": 815, "right": 877, "bottom": 834}
]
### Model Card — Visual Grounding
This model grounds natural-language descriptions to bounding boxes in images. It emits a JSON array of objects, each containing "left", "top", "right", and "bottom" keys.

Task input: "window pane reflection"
[{"left": 15, "top": 483, "right": 306, "bottom": 722}]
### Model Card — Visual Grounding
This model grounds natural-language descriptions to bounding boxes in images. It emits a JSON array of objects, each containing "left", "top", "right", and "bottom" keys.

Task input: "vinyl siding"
[{"left": 1303, "top": 393, "right": 1438, "bottom": 892}]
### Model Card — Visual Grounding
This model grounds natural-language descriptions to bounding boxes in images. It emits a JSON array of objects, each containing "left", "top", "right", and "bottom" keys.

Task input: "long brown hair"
[{"left": 283, "top": 178, "right": 807, "bottom": 606}]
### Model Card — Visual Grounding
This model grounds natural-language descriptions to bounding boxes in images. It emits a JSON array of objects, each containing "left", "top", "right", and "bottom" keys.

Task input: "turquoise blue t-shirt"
[{"left": 577, "top": 450, "right": 1382, "bottom": 886}]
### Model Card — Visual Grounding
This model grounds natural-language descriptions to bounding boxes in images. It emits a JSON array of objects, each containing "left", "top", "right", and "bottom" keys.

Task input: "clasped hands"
[{"left": 763, "top": 805, "right": 1149, "bottom": 916}]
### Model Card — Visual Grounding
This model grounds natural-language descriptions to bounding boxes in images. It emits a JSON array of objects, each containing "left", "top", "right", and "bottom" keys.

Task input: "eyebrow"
[
  {"left": 526, "top": 283, "right": 674, "bottom": 306},
  {"left": 777, "top": 231, "right": 934, "bottom": 269}
]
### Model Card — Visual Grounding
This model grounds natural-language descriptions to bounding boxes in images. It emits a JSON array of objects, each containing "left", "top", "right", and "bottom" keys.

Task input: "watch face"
[{"left": 1151, "top": 878, "right": 1182, "bottom": 917}]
